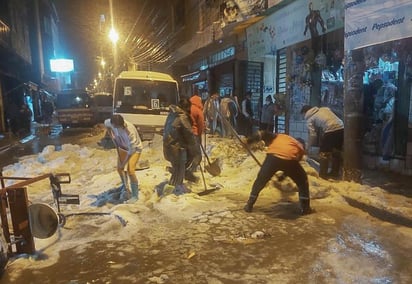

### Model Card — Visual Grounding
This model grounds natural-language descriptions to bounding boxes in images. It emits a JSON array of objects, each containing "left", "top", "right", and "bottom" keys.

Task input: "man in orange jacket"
[
  {"left": 243, "top": 130, "right": 312, "bottom": 215},
  {"left": 188, "top": 94, "right": 204, "bottom": 178}
]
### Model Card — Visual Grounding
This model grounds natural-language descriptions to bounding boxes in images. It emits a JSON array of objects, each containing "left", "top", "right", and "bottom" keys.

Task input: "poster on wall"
[
  {"left": 345, "top": 0, "right": 412, "bottom": 51},
  {"left": 221, "top": 0, "right": 266, "bottom": 26},
  {"left": 247, "top": 0, "right": 344, "bottom": 61}
]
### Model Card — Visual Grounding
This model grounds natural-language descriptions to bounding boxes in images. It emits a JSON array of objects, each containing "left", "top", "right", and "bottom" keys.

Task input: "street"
[{"left": 0, "top": 125, "right": 412, "bottom": 283}]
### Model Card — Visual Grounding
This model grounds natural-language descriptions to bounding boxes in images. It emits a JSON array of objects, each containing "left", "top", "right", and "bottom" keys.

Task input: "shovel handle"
[
  {"left": 218, "top": 112, "right": 262, "bottom": 167},
  {"left": 199, "top": 143, "right": 212, "bottom": 165}
]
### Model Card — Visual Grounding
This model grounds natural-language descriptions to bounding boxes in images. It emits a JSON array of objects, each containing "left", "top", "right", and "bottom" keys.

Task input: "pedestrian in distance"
[
  {"left": 300, "top": 105, "right": 344, "bottom": 179},
  {"left": 240, "top": 91, "right": 254, "bottom": 136},
  {"left": 104, "top": 114, "right": 143, "bottom": 202},
  {"left": 220, "top": 94, "right": 239, "bottom": 137},
  {"left": 243, "top": 130, "right": 312, "bottom": 215},
  {"left": 203, "top": 92, "right": 221, "bottom": 135},
  {"left": 163, "top": 98, "right": 201, "bottom": 192},
  {"left": 260, "top": 95, "right": 275, "bottom": 133}
]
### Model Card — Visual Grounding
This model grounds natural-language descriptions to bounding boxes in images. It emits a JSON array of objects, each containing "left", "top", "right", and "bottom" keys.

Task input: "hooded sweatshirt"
[
  {"left": 304, "top": 107, "right": 343, "bottom": 138},
  {"left": 189, "top": 95, "right": 205, "bottom": 136}
]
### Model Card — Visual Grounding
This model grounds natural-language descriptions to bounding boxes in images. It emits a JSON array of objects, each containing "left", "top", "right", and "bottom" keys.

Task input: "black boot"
[
  {"left": 244, "top": 195, "right": 257, "bottom": 213},
  {"left": 299, "top": 198, "right": 312, "bottom": 215}
]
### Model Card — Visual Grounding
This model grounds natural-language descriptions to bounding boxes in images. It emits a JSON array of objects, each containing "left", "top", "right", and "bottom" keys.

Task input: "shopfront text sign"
[{"left": 345, "top": 0, "right": 412, "bottom": 50}]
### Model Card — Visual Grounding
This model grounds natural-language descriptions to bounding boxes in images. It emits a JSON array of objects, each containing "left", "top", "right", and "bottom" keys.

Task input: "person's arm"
[
  {"left": 315, "top": 11, "right": 326, "bottom": 32},
  {"left": 197, "top": 110, "right": 205, "bottom": 136},
  {"left": 306, "top": 118, "right": 318, "bottom": 154},
  {"left": 304, "top": 15, "right": 309, "bottom": 35},
  {"left": 242, "top": 100, "right": 249, "bottom": 118}
]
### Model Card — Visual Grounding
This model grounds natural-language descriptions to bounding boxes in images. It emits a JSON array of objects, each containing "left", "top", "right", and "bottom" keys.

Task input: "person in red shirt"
[
  {"left": 187, "top": 95, "right": 204, "bottom": 179},
  {"left": 243, "top": 130, "right": 312, "bottom": 215},
  {"left": 189, "top": 94, "right": 205, "bottom": 140}
]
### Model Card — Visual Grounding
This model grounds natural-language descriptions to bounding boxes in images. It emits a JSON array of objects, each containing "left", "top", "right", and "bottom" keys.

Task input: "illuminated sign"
[{"left": 50, "top": 59, "right": 74, "bottom": 72}]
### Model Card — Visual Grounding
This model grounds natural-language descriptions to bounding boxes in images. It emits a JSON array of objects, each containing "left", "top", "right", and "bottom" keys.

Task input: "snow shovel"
[
  {"left": 218, "top": 113, "right": 263, "bottom": 167},
  {"left": 197, "top": 163, "right": 223, "bottom": 196},
  {"left": 200, "top": 142, "right": 221, "bottom": 176}
]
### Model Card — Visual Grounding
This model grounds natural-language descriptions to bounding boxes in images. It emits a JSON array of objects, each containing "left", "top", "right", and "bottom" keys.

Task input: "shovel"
[
  {"left": 200, "top": 142, "right": 221, "bottom": 176},
  {"left": 197, "top": 163, "right": 223, "bottom": 196},
  {"left": 218, "top": 113, "right": 262, "bottom": 166}
]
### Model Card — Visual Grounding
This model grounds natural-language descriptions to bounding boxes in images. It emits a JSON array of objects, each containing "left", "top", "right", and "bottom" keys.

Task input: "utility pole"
[{"left": 343, "top": 49, "right": 365, "bottom": 182}]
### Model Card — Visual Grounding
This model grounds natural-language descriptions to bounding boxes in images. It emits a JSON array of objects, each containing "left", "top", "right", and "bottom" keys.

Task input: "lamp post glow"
[{"left": 108, "top": 27, "right": 119, "bottom": 44}]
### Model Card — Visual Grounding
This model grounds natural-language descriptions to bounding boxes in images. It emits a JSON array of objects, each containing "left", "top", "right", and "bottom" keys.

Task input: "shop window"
[{"left": 361, "top": 38, "right": 412, "bottom": 158}]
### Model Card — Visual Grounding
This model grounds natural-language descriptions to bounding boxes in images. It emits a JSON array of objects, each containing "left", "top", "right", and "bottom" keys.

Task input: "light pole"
[{"left": 108, "top": 0, "right": 119, "bottom": 76}]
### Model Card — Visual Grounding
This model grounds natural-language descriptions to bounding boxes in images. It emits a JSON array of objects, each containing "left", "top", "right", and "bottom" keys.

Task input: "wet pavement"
[{"left": 2, "top": 200, "right": 412, "bottom": 283}]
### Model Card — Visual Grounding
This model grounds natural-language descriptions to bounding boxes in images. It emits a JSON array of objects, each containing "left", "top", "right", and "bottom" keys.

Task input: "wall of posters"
[{"left": 247, "top": 0, "right": 344, "bottom": 60}]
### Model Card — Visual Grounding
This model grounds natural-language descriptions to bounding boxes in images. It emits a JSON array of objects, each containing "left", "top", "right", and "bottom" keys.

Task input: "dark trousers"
[
  {"left": 250, "top": 155, "right": 309, "bottom": 201},
  {"left": 259, "top": 122, "right": 274, "bottom": 133},
  {"left": 186, "top": 135, "right": 202, "bottom": 172},
  {"left": 169, "top": 148, "right": 186, "bottom": 186},
  {"left": 320, "top": 129, "right": 343, "bottom": 152}
]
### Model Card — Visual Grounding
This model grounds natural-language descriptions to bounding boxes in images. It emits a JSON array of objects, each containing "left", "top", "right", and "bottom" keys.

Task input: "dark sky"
[
  {"left": 53, "top": 0, "right": 171, "bottom": 89},
  {"left": 54, "top": 0, "right": 111, "bottom": 87}
]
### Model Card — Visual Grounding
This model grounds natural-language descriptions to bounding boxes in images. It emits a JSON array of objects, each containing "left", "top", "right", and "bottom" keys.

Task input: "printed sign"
[
  {"left": 151, "top": 99, "right": 160, "bottom": 109},
  {"left": 124, "top": 86, "right": 132, "bottom": 96},
  {"left": 345, "top": 0, "right": 412, "bottom": 50}
]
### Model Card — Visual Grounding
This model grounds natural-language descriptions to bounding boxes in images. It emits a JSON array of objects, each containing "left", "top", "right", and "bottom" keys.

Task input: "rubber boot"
[
  {"left": 299, "top": 197, "right": 312, "bottom": 215},
  {"left": 318, "top": 152, "right": 330, "bottom": 179},
  {"left": 130, "top": 183, "right": 139, "bottom": 202},
  {"left": 120, "top": 173, "right": 131, "bottom": 200},
  {"left": 244, "top": 195, "right": 257, "bottom": 213}
]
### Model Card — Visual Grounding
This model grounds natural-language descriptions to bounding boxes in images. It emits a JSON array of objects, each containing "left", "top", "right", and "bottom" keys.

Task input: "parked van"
[
  {"left": 113, "top": 71, "right": 179, "bottom": 140},
  {"left": 55, "top": 90, "right": 95, "bottom": 128}
]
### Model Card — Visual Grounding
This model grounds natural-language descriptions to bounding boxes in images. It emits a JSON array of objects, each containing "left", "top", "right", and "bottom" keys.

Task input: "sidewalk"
[
  {"left": 0, "top": 132, "right": 18, "bottom": 152},
  {"left": 0, "top": 123, "right": 44, "bottom": 152}
]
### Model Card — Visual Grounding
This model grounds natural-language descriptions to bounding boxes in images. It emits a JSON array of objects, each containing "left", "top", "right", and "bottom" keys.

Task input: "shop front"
[
  {"left": 247, "top": 0, "right": 345, "bottom": 138},
  {"left": 345, "top": 0, "right": 412, "bottom": 174}
]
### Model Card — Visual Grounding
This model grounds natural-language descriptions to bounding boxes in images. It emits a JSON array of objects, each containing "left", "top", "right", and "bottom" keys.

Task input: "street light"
[
  {"left": 108, "top": 0, "right": 119, "bottom": 76},
  {"left": 100, "top": 58, "right": 106, "bottom": 68},
  {"left": 108, "top": 27, "right": 119, "bottom": 44},
  {"left": 109, "top": 27, "right": 119, "bottom": 76}
]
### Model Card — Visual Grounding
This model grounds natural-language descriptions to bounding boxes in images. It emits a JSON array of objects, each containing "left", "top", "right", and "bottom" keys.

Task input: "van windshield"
[
  {"left": 93, "top": 94, "right": 113, "bottom": 107},
  {"left": 56, "top": 93, "right": 92, "bottom": 109},
  {"left": 114, "top": 79, "right": 178, "bottom": 113}
]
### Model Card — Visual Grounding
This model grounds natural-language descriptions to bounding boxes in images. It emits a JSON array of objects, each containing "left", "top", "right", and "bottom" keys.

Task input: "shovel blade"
[
  {"left": 197, "top": 183, "right": 223, "bottom": 196},
  {"left": 204, "top": 160, "right": 221, "bottom": 176}
]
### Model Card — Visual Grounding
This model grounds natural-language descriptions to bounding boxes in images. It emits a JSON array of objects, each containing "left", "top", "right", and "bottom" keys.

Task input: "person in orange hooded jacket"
[
  {"left": 189, "top": 94, "right": 205, "bottom": 140},
  {"left": 244, "top": 130, "right": 312, "bottom": 215},
  {"left": 187, "top": 94, "right": 204, "bottom": 178}
]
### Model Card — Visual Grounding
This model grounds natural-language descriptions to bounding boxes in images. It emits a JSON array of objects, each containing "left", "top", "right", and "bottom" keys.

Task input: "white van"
[{"left": 113, "top": 71, "right": 179, "bottom": 140}]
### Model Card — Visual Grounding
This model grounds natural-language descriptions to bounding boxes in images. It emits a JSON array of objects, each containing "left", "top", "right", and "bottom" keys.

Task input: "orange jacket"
[
  {"left": 189, "top": 95, "right": 205, "bottom": 136},
  {"left": 266, "top": 134, "right": 305, "bottom": 161}
]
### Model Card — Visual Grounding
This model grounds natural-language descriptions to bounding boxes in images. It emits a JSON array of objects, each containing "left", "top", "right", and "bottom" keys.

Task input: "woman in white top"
[{"left": 104, "top": 114, "right": 143, "bottom": 201}]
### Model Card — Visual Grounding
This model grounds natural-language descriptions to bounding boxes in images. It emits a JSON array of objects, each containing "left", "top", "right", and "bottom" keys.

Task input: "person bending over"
[{"left": 244, "top": 130, "right": 312, "bottom": 215}]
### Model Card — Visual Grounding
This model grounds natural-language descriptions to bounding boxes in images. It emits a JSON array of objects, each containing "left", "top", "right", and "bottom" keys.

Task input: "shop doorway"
[{"left": 362, "top": 38, "right": 412, "bottom": 158}]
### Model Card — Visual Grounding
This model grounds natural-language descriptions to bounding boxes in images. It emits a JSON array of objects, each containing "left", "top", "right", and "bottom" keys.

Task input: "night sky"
[{"left": 53, "top": 0, "right": 172, "bottom": 89}]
